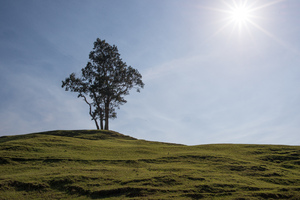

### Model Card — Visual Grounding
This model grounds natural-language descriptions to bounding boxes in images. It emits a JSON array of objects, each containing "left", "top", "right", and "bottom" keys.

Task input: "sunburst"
[
  {"left": 205, "top": 0, "right": 286, "bottom": 38},
  {"left": 221, "top": 0, "right": 259, "bottom": 35},
  {"left": 230, "top": 4, "right": 252, "bottom": 24}
]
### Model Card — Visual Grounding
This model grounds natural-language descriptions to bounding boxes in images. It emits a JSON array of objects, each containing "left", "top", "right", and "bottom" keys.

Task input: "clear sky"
[{"left": 0, "top": 0, "right": 299, "bottom": 145}]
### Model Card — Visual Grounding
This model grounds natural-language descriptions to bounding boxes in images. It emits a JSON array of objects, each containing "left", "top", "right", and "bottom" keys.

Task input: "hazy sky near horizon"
[{"left": 1, "top": 0, "right": 300, "bottom": 145}]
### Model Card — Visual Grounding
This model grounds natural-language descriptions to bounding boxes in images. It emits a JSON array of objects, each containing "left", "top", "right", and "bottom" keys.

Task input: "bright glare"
[
  {"left": 211, "top": 0, "right": 263, "bottom": 36},
  {"left": 230, "top": 6, "right": 251, "bottom": 24},
  {"left": 206, "top": 0, "right": 287, "bottom": 44}
]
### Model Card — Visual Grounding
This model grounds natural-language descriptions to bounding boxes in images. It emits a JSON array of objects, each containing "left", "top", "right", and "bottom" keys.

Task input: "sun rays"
[
  {"left": 195, "top": 0, "right": 300, "bottom": 56},
  {"left": 205, "top": 0, "right": 286, "bottom": 40}
]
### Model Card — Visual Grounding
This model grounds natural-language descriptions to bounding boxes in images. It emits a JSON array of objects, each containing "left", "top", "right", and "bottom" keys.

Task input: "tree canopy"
[{"left": 62, "top": 38, "right": 144, "bottom": 130}]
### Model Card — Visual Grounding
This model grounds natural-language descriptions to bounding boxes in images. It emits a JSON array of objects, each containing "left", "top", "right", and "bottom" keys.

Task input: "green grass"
[{"left": 0, "top": 130, "right": 299, "bottom": 199}]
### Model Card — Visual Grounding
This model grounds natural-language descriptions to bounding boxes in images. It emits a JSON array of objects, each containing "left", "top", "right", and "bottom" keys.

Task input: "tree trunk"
[
  {"left": 104, "top": 100, "right": 109, "bottom": 130},
  {"left": 81, "top": 94, "right": 100, "bottom": 130},
  {"left": 100, "top": 114, "right": 104, "bottom": 130},
  {"left": 92, "top": 91, "right": 104, "bottom": 130},
  {"left": 94, "top": 119, "right": 100, "bottom": 130}
]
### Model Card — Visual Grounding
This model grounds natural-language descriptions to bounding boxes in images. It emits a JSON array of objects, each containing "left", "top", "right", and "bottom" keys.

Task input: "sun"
[
  {"left": 230, "top": 5, "right": 251, "bottom": 24},
  {"left": 202, "top": 0, "right": 260, "bottom": 36},
  {"left": 201, "top": 0, "right": 297, "bottom": 56},
  {"left": 224, "top": 0, "right": 256, "bottom": 31},
  {"left": 203, "top": 0, "right": 287, "bottom": 43}
]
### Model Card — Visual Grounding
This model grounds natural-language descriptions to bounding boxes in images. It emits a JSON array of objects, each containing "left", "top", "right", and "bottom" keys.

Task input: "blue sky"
[{"left": 0, "top": 0, "right": 300, "bottom": 145}]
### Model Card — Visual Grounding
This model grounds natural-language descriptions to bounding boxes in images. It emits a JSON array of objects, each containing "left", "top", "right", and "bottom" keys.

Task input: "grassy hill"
[{"left": 0, "top": 130, "right": 299, "bottom": 199}]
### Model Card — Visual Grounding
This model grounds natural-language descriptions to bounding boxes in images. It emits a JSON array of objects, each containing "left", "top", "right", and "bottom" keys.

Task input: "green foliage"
[{"left": 0, "top": 130, "right": 299, "bottom": 199}]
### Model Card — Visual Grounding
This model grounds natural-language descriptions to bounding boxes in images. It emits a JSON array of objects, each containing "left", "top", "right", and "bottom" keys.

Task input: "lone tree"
[{"left": 62, "top": 38, "right": 144, "bottom": 130}]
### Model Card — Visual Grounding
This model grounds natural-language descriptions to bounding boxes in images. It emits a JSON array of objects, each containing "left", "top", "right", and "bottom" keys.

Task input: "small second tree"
[{"left": 62, "top": 38, "right": 144, "bottom": 130}]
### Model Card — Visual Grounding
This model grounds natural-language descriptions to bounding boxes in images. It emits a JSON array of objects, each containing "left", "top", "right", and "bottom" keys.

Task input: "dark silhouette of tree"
[{"left": 62, "top": 38, "right": 144, "bottom": 130}]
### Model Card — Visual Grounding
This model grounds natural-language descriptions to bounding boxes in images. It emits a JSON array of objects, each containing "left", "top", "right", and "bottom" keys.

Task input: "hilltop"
[{"left": 0, "top": 130, "right": 299, "bottom": 199}]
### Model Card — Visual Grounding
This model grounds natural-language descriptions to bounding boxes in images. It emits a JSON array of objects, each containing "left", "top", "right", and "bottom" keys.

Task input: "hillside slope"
[{"left": 0, "top": 130, "right": 299, "bottom": 199}]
